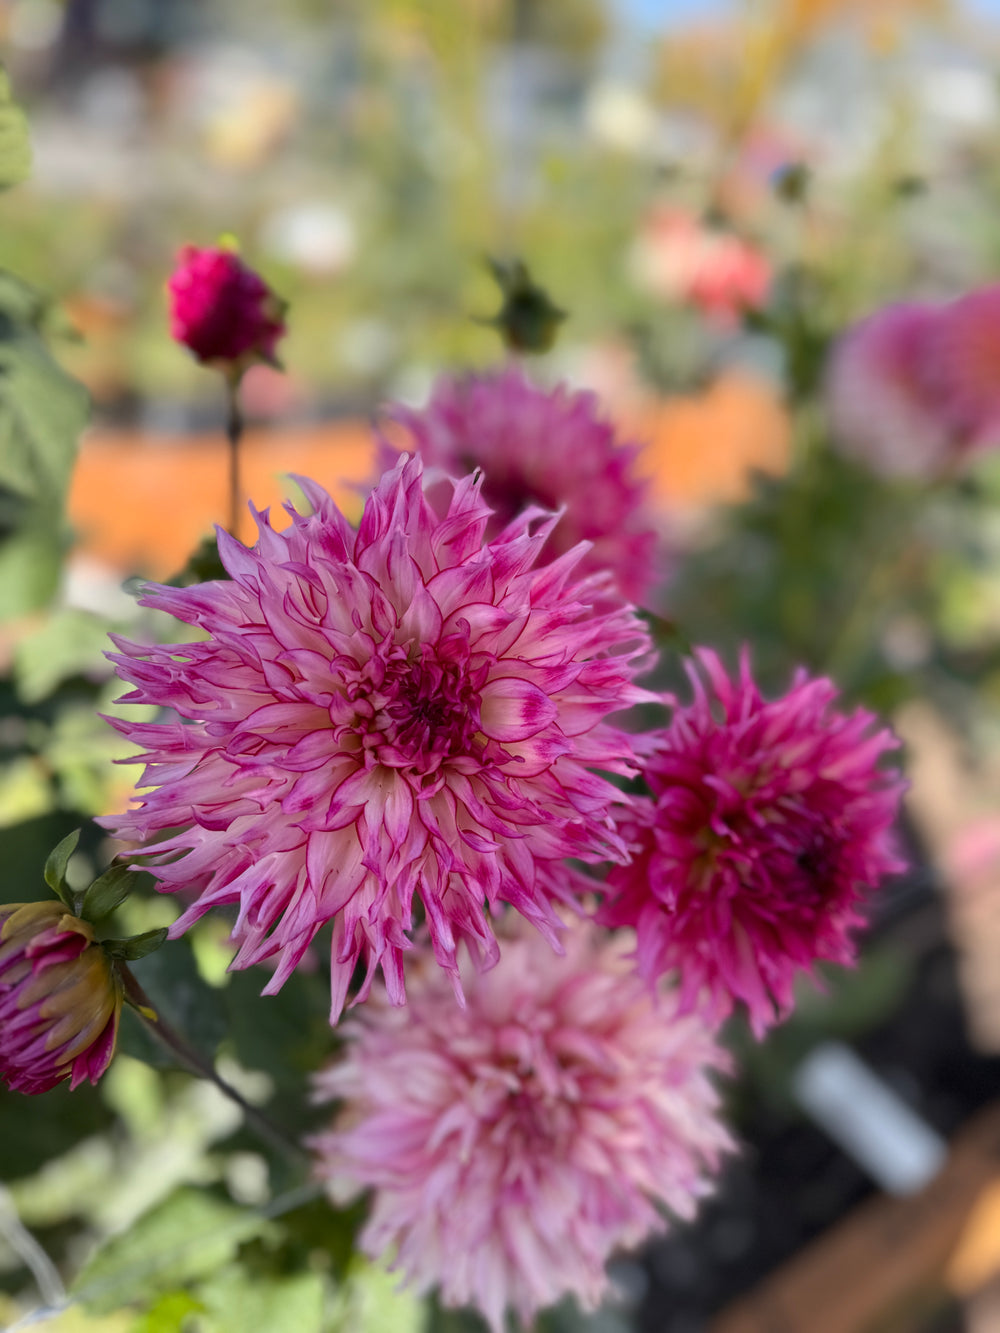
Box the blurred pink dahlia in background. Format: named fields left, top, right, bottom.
left=0, top=902, right=123, bottom=1094
left=825, top=301, right=954, bottom=479
left=310, top=920, right=732, bottom=1333
left=167, top=243, right=286, bottom=372
left=926, top=282, right=1000, bottom=457
left=382, top=367, right=659, bottom=606
left=103, top=456, right=655, bottom=1019
left=629, top=206, right=770, bottom=326
left=599, top=648, right=906, bottom=1037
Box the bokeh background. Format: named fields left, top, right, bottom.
left=6, top=1, right=1000, bottom=1330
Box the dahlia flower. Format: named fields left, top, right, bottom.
left=0, top=901, right=123, bottom=1094
left=629, top=206, right=770, bottom=325
left=104, top=455, right=654, bottom=1018
left=310, top=920, right=732, bottom=1333
left=825, top=301, right=954, bottom=479
left=384, top=367, right=658, bottom=605
left=167, top=244, right=286, bottom=371
left=926, top=283, right=1000, bottom=456
left=599, top=648, right=906, bottom=1037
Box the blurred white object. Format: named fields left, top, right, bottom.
left=585, top=82, right=656, bottom=153
left=793, top=1042, right=947, bottom=1195
left=261, top=202, right=356, bottom=276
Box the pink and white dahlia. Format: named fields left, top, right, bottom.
left=103, top=456, right=654, bottom=1018
left=825, top=301, right=954, bottom=479
left=0, top=902, right=123, bottom=1095
left=383, top=368, right=658, bottom=605
left=310, top=920, right=732, bottom=1333
left=599, top=648, right=906, bottom=1037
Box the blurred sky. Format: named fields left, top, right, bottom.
left=621, top=0, right=1000, bottom=26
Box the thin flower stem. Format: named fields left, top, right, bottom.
left=0, top=1186, right=66, bottom=1309
left=225, top=375, right=244, bottom=542
left=118, top=963, right=306, bottom=1167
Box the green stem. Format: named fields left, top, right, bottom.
left=225, top=376, right=244, bottom=542
left=118, top=964, right=306, bottom=1167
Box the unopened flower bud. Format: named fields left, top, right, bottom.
left=0, top=901, right=123, bottom=1095
left=167, top=243, right=286, bottom=373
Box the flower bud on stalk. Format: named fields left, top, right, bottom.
left=166, top=241, right=287, bottom=543
left=167, top=243, right=286, bottom=375
left=0, top=901, right=123, bottom=1095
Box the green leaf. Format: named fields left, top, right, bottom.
left=197, top=1267, right=326, bottom=1333
left=0, top=299, right=89, bottom=615
left=0, top=315, right=89, bottom=508
left=43, top=826, right=81, bottom=907
left=81, top=864, right=144, bottom=923
left=13, top=607, right=113, bottom=705
left=134, top=1291, right=206, bottom=1333
left=72, top=1187, right=273, bottom=1315
left=104, top=926, right=169, bottom=962
left=0, top=69, right=30, bottom=191
left=0, top=511, right=66, bottom=618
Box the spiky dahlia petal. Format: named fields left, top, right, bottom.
left=599, top=647, right=907, bottom=1037
left=309, top=920, right=733, bottom=1333
left=103, top=456, right=655, bottom=1018
left=382, top=367, right=659, bottom=605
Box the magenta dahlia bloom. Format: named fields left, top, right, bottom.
left=104, top=455, right=654, bottom=1018
left=167, top=244, right=286, bottom=370
left=599, top=648, right=906, bottom=1037
left=0, top=902, right=123, bottom=1095
left=310, top=920, right=732, bottom=1333
left=383, top=368, right=659, bottom=605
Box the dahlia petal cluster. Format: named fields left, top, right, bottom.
left=384, top=367, right=658, bottom=605
left=0, top=901, right=123, bottom=1094
left=827, top=287, right=1000, bottom=478
left=629, top=206, right=770, bottom=325
left=103, top=455, right=655, bottom=1018
left=599, top=648, right=906, bottom=1036
left=310, top=920, right=732, bottom=1333
left=167, top=244, right=286, bottom=370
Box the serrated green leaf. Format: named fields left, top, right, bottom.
left=81, top=864, right=143, bottom=923
left=105, top=926, right=169, bottom=962
left=72, top=1188, right=272, bottom=1315
left=0, top=69, right=30, bottom=191
left=43, top=826, right=81, bottom=907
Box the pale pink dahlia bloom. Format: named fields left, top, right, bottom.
left=0, top=902, right=123, bottom=1095
left=103, top=456, right=654, bottom=1018
left=310, top=921, right=732, bottom=1333
left=825, top=301, right=952, bottom=479
left=383, top=367, right=658, bottom=605
left=599, top=648, right=907, bottom=1037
